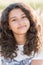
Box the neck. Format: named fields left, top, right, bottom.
left=14, top=33, right=26, bottom=45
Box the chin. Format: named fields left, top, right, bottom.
left=17, top=31, right=27, bottom=35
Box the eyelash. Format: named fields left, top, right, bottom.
left=12, top=16, right=27, bottom=22
left=22, top=16, right=27, bottom=18
left=12, top=19, right=16, bottom=21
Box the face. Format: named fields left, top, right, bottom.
left=8, top=8, right=30, bottom=35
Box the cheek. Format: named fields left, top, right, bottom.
left=25, top=19, right=30, bottom=28
left=9, top=22, right=18, bottom=31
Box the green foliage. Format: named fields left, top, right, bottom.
left=0, top=2, right=43, bottom=10
left=0, top=5, right=5, bottom=10
left=29, top=2, right=43, bottom=9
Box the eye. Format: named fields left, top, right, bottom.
left=22, top=16, right=27, bottom=19
left=12, top=19, right=17, bottom=22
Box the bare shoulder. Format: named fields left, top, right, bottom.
left=31, top=60, right=43, bottom=65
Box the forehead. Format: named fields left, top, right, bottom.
left=9, top=8, right=25, bottom=18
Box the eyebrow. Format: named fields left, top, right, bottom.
left=10, top=17, right=16, bottom=20
left=9, top=13, right=26, bottom=20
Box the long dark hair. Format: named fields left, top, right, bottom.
left=0, top=3, right=40, bottom=59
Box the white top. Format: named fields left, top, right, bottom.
left=13, top=44, right=43, bottom=61
left=0, top=44, right=43, bottom=64
left=14, top=45, right=30, bottom=61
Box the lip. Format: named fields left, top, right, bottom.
left=18, top=25, right=26, bottom=29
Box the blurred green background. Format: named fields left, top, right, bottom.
left=0, top=0, right=43, bottom=10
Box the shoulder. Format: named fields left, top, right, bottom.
left=0, top=56, right=11, bottom=65
left=0, top=56, right=4, bottom=65
left=32, top=51, right=43, bottom=60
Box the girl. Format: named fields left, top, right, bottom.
left=0, top=3, right=41, bottom=65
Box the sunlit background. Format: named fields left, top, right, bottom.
left=0, top=0, right=43, bottom=59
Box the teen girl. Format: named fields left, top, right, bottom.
left=0, top=3, right=41, bottom=65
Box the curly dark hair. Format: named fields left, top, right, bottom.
left=0, top=3, right=40, bottom=59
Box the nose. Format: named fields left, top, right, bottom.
left=18, top=19, right=23, bottom=25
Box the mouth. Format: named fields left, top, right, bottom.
left=18, top=25, right=26, bottom=29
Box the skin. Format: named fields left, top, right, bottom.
left=8, top=8, right=30, bottom=45
left=8, top=7, right=42, bottom=65
left=0, top=4, right=42, bottom=65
